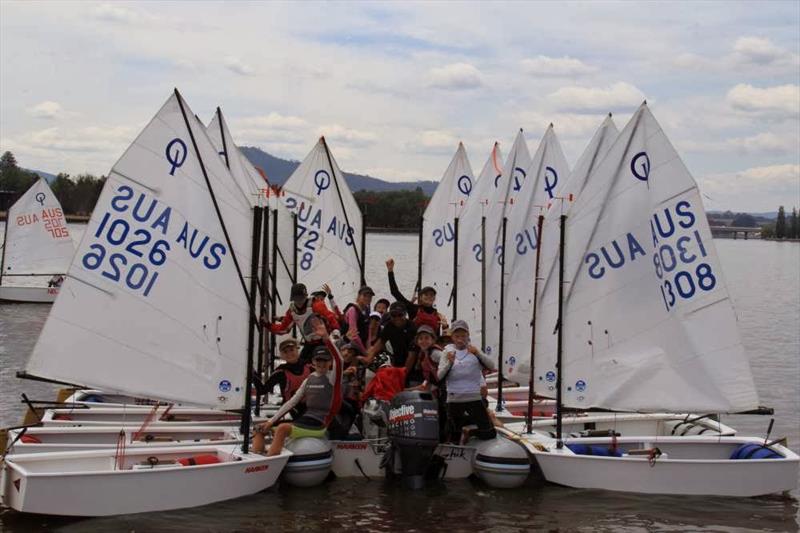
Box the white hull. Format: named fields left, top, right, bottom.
left=330, top=439, right=475, bottom=479
left=513, top=431, right=799, bottom=497
left=6, top=426, right=241, bottom=455
left=0, top=285, right=58, bottom=303
left=39, top=406, right=269, bottom=427
left=1, top=445, right=291, bottom=516
left=503, top=412, right=736, bottom=438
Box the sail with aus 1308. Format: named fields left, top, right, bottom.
left=281, top=138, right=363, bottom=305
left=26, top=90, right=254, bottom=409
left=456, top=142, right=503, bottom=346
left=533, top=103, right=758, bottom=413
left=2, top=178, right=75, bottom=277
left=420, top=142, right=475, bottom=320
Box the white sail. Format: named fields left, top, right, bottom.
left=420, top=142, right=475, bottom=320
left=456, top=142, right=503, bottom=345
left=281, top=138, right=364, bottom=306
left=483, top=130, right=531, bottom=358
left=26, top=91, right=254, bottom=409
left=207, top=108, right=296, bottom=309
left=2, top=178, right=75, bottom=278
left=500, top=125, right=570, bottom=380
left=534, top=104, right=759, bottom=413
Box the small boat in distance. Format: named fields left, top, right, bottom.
left=0, top=177, right=74, bottom=303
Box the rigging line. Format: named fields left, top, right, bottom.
left=217, top=107, right=230, bottom=169
left=174, top=89, right=254, bottom=315
left=320, top=136, right=365, bottom=284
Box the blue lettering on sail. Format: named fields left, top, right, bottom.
left=584, top=232, right=646, bottom=280
left=165, top=138, right=187, bottom=176
left=512, top=167, right=526, bottom=192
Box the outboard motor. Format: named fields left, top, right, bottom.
left=387, top=391, right=439, bottom=489
left=283, top=437, right=333, bottom=487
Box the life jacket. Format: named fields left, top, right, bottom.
left=413, top=306, right=440, bottom=332
left=290, top=302, right=317, bottom=341
left=361, top=366, right=407, bottom=402
left=343, top=303, right=370, bottom=344
left=281, top=364, right=312, bottom=401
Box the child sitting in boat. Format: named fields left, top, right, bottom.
left=253, top=317, right=342, bottom=456
left=437, top=319, right=497, bottom=443
left=252, top=338, right=310, bottom=418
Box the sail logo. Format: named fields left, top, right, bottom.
left=631, top=152, right=650, bottom=181
left=545, top=371, right=556, bottom=382
left=218, top=379, right=232, bottom=392
left=512, top=167, right=527, bottom=192
left=35, top=192, right=46, bottom=206
left=314, top=170, right=331, bottom=195
left=575, top=380, right=586, bottom=392
left=166, top=138, right=188, bottom=176
left=457, top=175, right=472, bottom=196
left=544, top=167, right=558, bottom=199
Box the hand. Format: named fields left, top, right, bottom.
left=447, top=351, right=455, bottom=363
left=322, top=283, right=332, bottom=297
left=467, top=344, right=479, bottom=355
left=438, top=312, right=449, bottom=329
left=312, top=319, right=329, bottom=340
left=260, top=421, right=273, bottom=433
left=344, top=366, right=357, bottom=376
left=385, top=258, right=394, bottom=272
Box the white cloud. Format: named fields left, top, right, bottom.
left=224, top=56, right=255, bottom=76
left=93, top=3, right=158, bottom=25
left=700, top=164, right=800, bottom=211
left=728, top=132, right=798, bottom=156
left=237, top=113, right=308, bottom=131
left=409, top=130, right=460, bottom=153
left=520, top=55, right=597, bottom=77
left=733, top=36, right=789, bottom=65
left=27, top=101, right=63, bottom=119
left=315, top=124, right=377, bottom=147
left=548, top=82, right=646, bottom=113
left=727, top=84, right=800, bottom=116
left=428, top=63, right=483, bottom=90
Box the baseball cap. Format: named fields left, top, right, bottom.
left=311, top=345, right=332, bottom=361
left=279, top=338, right=298, bottom=352
left=415, top=325, right=436, bottom=338
left=450, top=319, right=469, bottom=333
left=419, top=286, right=437, bottom=296
left=388, top=301, right=406, bottom=316
left=291, top=283, right=308, bottom=299
left=358, top=286, right=375, bottom=296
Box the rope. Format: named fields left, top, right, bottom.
left=114, top=429, right=127, bottom=471
left=133, top=403, right=160, bottom=441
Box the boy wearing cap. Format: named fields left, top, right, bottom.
left=254, top=317, right=343, bottom=456
left=253, top=338, right=311, bottom=418
left=437, top=319, right=497, bottom=442
left=385, top=258, right=448, bottom=334
left=362, top=301, right=417, bottom=368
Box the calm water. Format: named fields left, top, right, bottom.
left=1, top=228, right=799, bottom=532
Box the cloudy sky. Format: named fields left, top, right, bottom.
left=1, top=1, right=798, bottom=212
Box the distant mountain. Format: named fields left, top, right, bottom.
left=239, top=146, right=438, bottom=195
left=26, top=169, right=58, bottom=184
left=709, top=210, right=777, bottom=221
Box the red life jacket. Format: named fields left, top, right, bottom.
left=282, top=365, right=312, bottom=401
left=413, top=306, right=440, bottom=332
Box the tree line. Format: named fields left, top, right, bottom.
left=762, top=206, right=800, bottom=239
left=0, top=151, right=106, bottom=215
left=354, top=188, right=429, bottom=230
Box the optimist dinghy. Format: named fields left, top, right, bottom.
left=0, top=177, right=75, bottom=303
left=3, top=90, right=290, bottom=515
left=509, top=106, right=799, bottom=497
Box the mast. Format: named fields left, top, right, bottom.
left=480, top=215, right=486, bottom=352
left=452, top=217, right=459, bottom=322
left=496, top=216, right=507, bottom=412
left=320, top=136, right=365, bottom=285
left=526, top=213, right=545, bottom=433
left=292, top=212, right=298, bottom=338
left=555, top=213, right=566, bottom=448
left=241, top=206, right=263, bottom=453
left=270, top=208, right=279, bottom=373
left=416, top=215, right=423, bottom=293
left=255, top=206, right=270, bottom=416
left=0, top=219, right=8, bottom=287
left=360, top=209, right=367, bottom=287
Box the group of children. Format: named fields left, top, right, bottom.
left=252, top=258, right=499, bottom=455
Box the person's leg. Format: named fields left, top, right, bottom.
left=464, top=400, right=496, bottom=440
left=446, top=402, right=467, bottom=443
left=267, top=423, right=293, bottom=456
left=253, top=424, right=268, bottom=454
